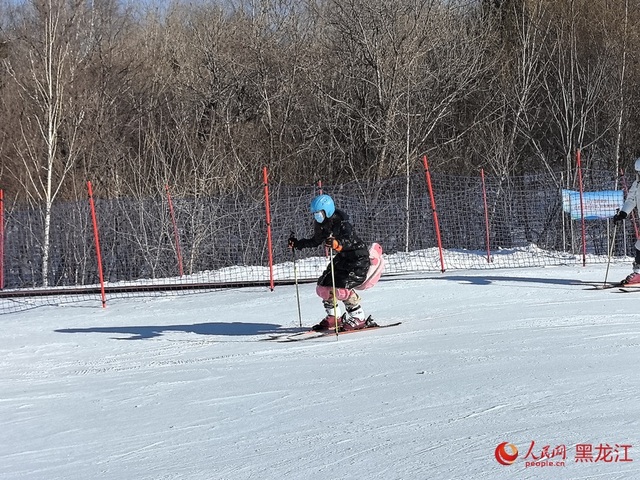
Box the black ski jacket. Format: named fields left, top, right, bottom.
left=295, top=209, right=371, bottom=289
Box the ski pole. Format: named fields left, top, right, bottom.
left=604, top=221, right=617, bottom=286
left=329, top=236, right=339, bottom=338
left=291, top=236, right=302, bottom=328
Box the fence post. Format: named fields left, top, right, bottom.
left=87, top=181, right=106, bottom=308
left=480, top=169, right=492, bottom=263
left=576, top=149, right=587, bottom=266
left=165, top=185, right=184, bottom=277
left=0, top=189, right=4, bottom=290
left=421, top=155, right=445, bottom=273
left=263, top=167, right=275, bottom=291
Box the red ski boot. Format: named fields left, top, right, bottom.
left=312, top=315, right=342, bottom=332
left=340, top=306, right=368, bottom=331
left=621, top=272, right=640, bottom=285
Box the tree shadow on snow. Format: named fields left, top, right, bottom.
left=55, top=322, right=307, bottom=340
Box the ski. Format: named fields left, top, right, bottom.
left=261, top=329, right=317, bottom=341
left=262, top=316, right=380, bottom=341
left=586, top=283, right=622, bottom=290
left=619, top=287, right=640, bottom=293
left=265, top=322, right=402, bottom=343
left=588, top=284, right=640, bottom=292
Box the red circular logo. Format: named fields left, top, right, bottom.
left=495, top=442, right=519, bottom=465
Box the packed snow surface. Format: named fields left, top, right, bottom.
left=1, top=264, right=639, bottom=479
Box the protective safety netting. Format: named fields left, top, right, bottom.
left=0, top=168, right=635, bottom=314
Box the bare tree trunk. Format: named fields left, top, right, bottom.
left=613, top=0, right=629, bottom=187
left=3, top=0, right=90, bottom=286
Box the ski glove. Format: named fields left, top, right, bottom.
left=288, top=236, right=298, bottom=250
left=325, top=237, right=343, bottom=252
left=613, top=211, right=628, bottom=223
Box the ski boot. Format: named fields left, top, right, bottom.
left=312, top=301, right=343, bottom=331
left=340, top=305, right=368, bottom=331
left=621, top=263, right=640, bottom=285
left=312, top=315, right=341, bottom=332
left=621, top=272, right=640, bottom=286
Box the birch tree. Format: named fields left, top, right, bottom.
left=2, top=0, right=95, bottom=285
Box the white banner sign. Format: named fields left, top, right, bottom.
left=561, top=189, right=623, bottom=220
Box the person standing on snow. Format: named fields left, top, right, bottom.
left=288, top=194, right=375, bottom=331
left=613, top=157, right=640, bottom=285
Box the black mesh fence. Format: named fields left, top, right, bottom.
left=0, top=168, right=635, bottom=313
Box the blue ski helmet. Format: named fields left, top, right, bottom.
left=310, top=194, right=335, bottom=223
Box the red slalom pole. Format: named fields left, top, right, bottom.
left=576, top=149, right=587, bottom=266
left=87, top=181, right=106, bottom=308
left=480, top=169, right=492, bottom=263
left=422, top=155, right=445, bottom=272
left=263, top=167, right=275, bottom=291
left=165, top=185, right=184, bottom=277
left=0, top=189, right=4, bottom=290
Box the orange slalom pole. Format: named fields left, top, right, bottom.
left=263, top=167, right=275, bottom=291
left=166, top=185, right=184, bottom=277
left=480, top=169, right=492, bottom=263
left=576, top=149, right=587, bottom=266
left=0, top=189, right=4, bottom=289
left=87, top=181, right=106, bottom=308
left=422, top=155, right=445, bottom=272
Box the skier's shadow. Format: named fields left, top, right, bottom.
left=55, top=322, right=307, bottom=340
left=433, top=275, right=593, bottom=287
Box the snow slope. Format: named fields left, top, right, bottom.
left=1, top=264, right=639, bottom=479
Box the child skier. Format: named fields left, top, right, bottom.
left=613, top=157, right=640, bottom=285
left=288, top=194, right=375, bottom=331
